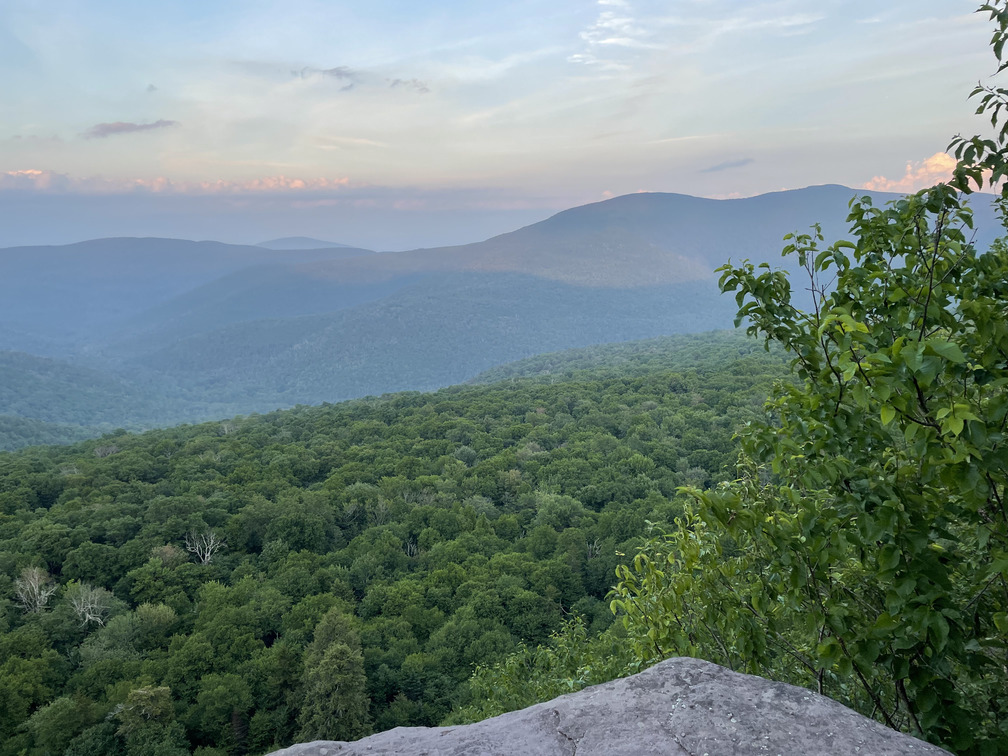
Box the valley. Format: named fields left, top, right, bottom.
left=2, top=185, right=998, bottom=450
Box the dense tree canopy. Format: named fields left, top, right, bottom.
left=0, top=333, right=783, bottom=755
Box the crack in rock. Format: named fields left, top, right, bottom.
left=552, top=709, right=579, bottom=756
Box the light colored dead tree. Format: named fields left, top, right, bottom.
left=184, top=529, right=226, bottom=564
left=366, top=499, right=390, bottom=527
left=67, top=582, right=112, bottom=626
left=14, top=566, right=58, bottom=613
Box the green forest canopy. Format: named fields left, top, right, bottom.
left=0, top=333, right=785, bottom=756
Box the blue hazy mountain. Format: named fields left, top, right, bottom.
left=0, top=237, right=375, bottom=352
left=256, top=236, right=358, bottom=250
left=0, top=186, right=1000, bottom=446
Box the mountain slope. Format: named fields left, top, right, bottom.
left=1, top=186, right=1000, bottom=440
left=107, top=266, right=425, bottom=346
left=256, top=236, right=356, bottom=249
left=0, top=350, right=155, bottom=427
left=243, top=185, right=998, bottom=288
left=94, top=184, right=996, bottom=359
left=125, top=274, right=734, bottom=408
left=0, top=237, right=374, bottom=347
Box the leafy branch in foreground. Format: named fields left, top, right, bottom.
left=612, top=5, right=1008, bottom=752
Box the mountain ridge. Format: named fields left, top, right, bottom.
left=256, top=236, right=357, bottom=250
left=1, top=185, right=1001, bottom=447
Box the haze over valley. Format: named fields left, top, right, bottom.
left=3, top=184, right=998, bottom=449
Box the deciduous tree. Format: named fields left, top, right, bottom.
left=612, top=8, right=1008, bottom=750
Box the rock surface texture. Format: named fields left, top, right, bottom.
left=268, top=657, right=950, bottom=756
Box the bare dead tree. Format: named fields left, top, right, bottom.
left=14, top=566, right=58, bottom=613
left=184, top=529, right=226, bottom=564
left=93, top=444, right=120, bottom=458
left=367, top=499, right=390, bottom=527
left=68, top=582, right=112, bottom=626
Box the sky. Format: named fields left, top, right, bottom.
left=0, top=0, right=999, bottom=249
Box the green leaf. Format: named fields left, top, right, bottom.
left=943, top=415, right=965, bottom=437
left=995, top=613, right=1008, bottom=634
left=880, top=404, right=896, bottom=425
left=872, top=613, right=900, bottom=634
left=878, top=545, right=900, bottom=573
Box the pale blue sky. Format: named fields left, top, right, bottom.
left=0, top=0, right=998, bottom=247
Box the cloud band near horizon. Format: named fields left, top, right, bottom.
left=0, top=169, right=350, bottom=194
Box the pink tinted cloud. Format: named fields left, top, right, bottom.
left=0, top=169, right=73, bottom=191
left=184, top=176, right=351, bottom=193
left=862, top=152, right=957, bottom=193
left=0, top=170, right=350, bottom=194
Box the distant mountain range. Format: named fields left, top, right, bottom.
left=0, top=185, right=1000, bottom=448
left=256, top=236, right=358, bottom=250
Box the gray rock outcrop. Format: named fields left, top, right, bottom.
left=269, top=656, right=949, bottom=755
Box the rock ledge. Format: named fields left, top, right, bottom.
left=269, top=656, right=949, bottom=755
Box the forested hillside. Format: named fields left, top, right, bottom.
left=0, top=337, right=786, bottom=755
left=0, top=417, right=98, bottom=453
left=0, top=351, right=157, bottom=430
left=5, top=187, right=998, bottom=451
left=468, top=329, right=773, bottom=384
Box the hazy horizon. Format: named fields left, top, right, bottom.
left=1, top=0, right=995, bottom=249
left=0, top=181, right=899, bottom=249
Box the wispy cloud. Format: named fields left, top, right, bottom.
left=660, top=8, right=823, bottom=57
left=570, top=2, right=822, bottom=71
left=862, top=152, right=956, bottom=192
left=293, top=66, right=358, bottom=90
left=569, top=0, right=657, bottom=71
left=82, top=120, right=178, bottom=139
left=389, top=78, right=430, bottom=94
left=701, top=157, right=754, bottom=173
left=291, top=66, right=429, bottom=94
